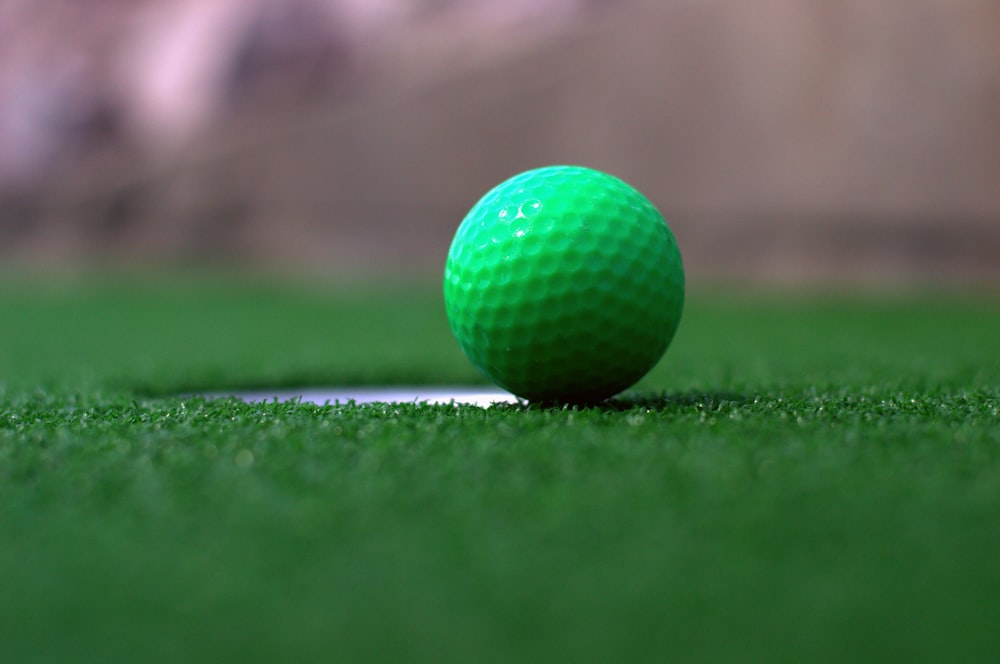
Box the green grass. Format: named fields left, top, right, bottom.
left=1, top=277, right=999, bottom=662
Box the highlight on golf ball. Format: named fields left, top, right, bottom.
left=443, top=165, right=685, bottom=404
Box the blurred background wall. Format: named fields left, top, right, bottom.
left=1, top=0, right=998, bottom=284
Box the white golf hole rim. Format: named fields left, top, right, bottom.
left=221, top=387, right=520, bottom=408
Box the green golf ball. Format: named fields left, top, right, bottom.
left=443, top=165, right=684, bottom=404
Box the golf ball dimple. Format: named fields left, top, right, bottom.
left=443, top=165, right=685, bottom=404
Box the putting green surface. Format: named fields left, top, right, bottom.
left=2, top=277, right=999, bottom=662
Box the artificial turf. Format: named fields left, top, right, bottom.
left=1, top=277, right=999, bottom=662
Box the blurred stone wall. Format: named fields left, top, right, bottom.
left=1, top=0, right=998, bottom=284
